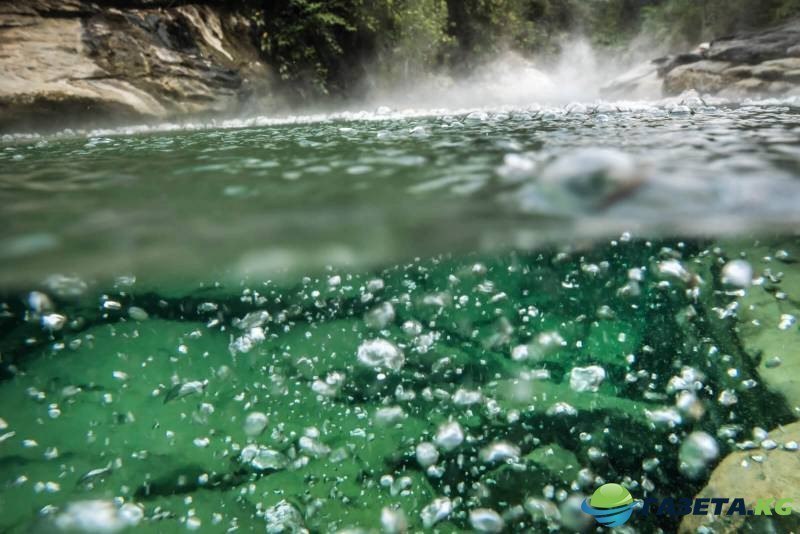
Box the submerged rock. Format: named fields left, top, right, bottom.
left=679, top=421, right=800, bottom=533
left=732, top=241, right=800, bottom=414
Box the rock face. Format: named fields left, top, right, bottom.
left=0, top=1, right=279, bottom=132
left=679, top=421, right=800, bottom=533
left=603, top=19, right=800, bottom=99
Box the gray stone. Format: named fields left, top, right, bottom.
left=707, top=20, right=800, bottom=65
left=723, top=65, right=756, bottom=79
left=663, top=61, right=732, bottom=94
left=717, top=78, right=770, bottom=98
left=761, top=57, right=800, bottom=70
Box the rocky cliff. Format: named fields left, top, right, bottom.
left=603, top=19, right=800, bottom=100
left=0, top=1, right=279, bottom=133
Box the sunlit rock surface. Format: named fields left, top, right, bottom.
left=0, top=1, right=278, bottom=133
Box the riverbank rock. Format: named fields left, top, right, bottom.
left=603, top=19, right=800, bottom=99
left=679, top=421, right=800, bottom=533
left=0, top=1, right=279, bottom=133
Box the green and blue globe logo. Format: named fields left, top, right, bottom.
left=581, top=483, right=635, bottom=527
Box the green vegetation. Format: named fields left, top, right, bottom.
left=245, top=0, right=799, bottom=101
left=641, top=0, right=800, bottom=49
left=249, top=0, right=452, bottom=100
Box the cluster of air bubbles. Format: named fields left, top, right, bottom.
left=53, top=500, right=143, bottom=533
left=569, top=366, right=606, bottom=393
left=356, top=339, right=404, bottom=372
left=229, top=310, right=270, bottom=354
left=679, top=431, right=720, bottom=479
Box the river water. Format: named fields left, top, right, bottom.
left=0, top=95, right=799, bottom=532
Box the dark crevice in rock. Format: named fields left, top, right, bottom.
left=134, top=464, right=253, bottom=499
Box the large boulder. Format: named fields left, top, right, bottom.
left=0, top=1, right=279, bottom=132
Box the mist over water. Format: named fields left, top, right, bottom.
left=3, top=37, right=666, bottom=141
left=361, top=40, right=641, bottom=109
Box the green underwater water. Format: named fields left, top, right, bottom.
left=1, top=240, right=798, bottom=532
left=1, top=101, right=800, bottom=532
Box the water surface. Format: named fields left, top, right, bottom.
left=1, top=97, right=799, bottom=533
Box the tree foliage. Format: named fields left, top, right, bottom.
left=639, top=0, right=799, bottom=48
left=250, top=0, right=451, bottom=100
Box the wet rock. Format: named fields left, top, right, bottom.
left=663, top=23, right=800, bottom=96
left=663, top=61, right=733, bottom=94
left=679, top=421, right=800, bottom=533
left=0, top=1, right=278, bottom=132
